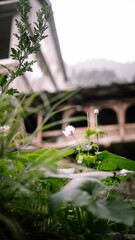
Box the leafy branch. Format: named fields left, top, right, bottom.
left=0, top=0, right=52, bottom=95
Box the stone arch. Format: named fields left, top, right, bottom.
left=69, top=111, right=87, bottom=128
left=125, top=104, right=135, bottom=123
left=98, top=108, right=118, bottom=125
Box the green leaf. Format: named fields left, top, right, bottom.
left=97, top=150, right=135, bottom=171
left=6, top=88, right=19, bottom=95
left=11, top=147, right=75, bottom=169
left=99, top=161, right=117, bottom=171
left=16, top=161, right=24, bottom=171
left=82, top=154, right=97, bottom=167
left=10, top=48, right=20, bottom=60
left=85, top=128, right=96, bottom=139
left=0, top=74, right=8, bottom=87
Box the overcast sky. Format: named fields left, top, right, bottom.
left=50, top=0, right=135, bottom=65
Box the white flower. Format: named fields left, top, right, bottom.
left=63, top=125, right=75, bottom=137
left=94, top=109, right=99, bottom=114
left=86, top=144, right=92, bottom=150
left=77, top=155, right=83, bottom=164
left=0, top=125, right=10, bottom=134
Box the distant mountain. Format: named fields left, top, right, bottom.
left=67, top=59, right=135, bottom=87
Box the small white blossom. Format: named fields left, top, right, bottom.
left=77, top=155, right=83, bottom=164
left=0, top=125, right=10, bottom=134
left=63, top=125, right=75, bottom=137
left=86, top=144, right=92, bottom=150
left=96, top=128, right=100, bottom=134
left=94, top=109, right=99, bottom=114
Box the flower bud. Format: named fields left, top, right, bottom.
left=94, top=109, right=99, bottom=114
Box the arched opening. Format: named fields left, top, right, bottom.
left=43, top=111, right=63, bottom=131
left=24, top=111, right=64, bottom=144
left=98, top=108, right=118, bottom=125
left=69, top=111, right=87, bottom=128
left=125, top=104, right=135, bottom=123
left=24, top=113, right=37, bottom=134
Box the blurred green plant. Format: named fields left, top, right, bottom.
left=0, top=0, right=55, bottom=239
left=48, top=109, right=135, bottom=239
left=62, top=110, right=135, bottom=171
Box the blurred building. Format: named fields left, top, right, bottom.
left=24, top=82, right=135, bottom=160
left=0, top=0, right=68, bottom=93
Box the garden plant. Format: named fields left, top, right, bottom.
left=0, top=0, right=135, bottom=239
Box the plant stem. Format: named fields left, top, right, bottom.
left=87, top=112, right=91, bottom=156
left=72, top=134, right=81, bottom=154
left=76, top=207, right=84, bottom=233
left=95, top=112, right=99, bottom=152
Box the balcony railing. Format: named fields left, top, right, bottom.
left=33, top=123, right=135, bottom=148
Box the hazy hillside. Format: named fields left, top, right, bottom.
left=67, top=59, right=135, bottom=87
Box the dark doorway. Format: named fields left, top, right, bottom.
left=98, top=108, right=118, bottom=125
left=69, top=111, right=87, bottom=128
left=125, top=105, right=135, bottom=123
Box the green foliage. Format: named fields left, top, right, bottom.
left=49, top=177, right=134, bottom=226
left=98, top=150, right=135, bottom=171
left=0, top=74, right=8, bottom=87
left=0, top=1, right=55, bottom=238
left=84, top=128, right=96, bottom=138
left=84, top=128, right=106, bottom=140
left=73, top=145, right=135, bottom=170
left=49, top=115, right=135, bottom=238
left=6, top=88, right=19, bottom=95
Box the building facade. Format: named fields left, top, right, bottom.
left=26, top=83, right=135, bottom=160
left=0, top=0, right=68, bottom=93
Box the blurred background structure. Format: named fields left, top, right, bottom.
left=0, top=0, right=135, bottom=160
left=0, top=0, right=68, bottom=93
left=26, top=83, right=135, bottom=160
